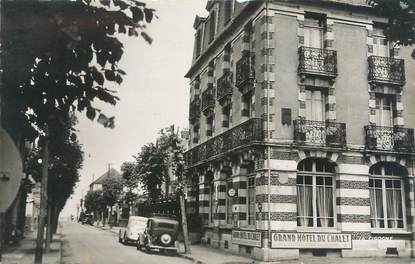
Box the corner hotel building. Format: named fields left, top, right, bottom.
left=184, top=0, right=415, bottom=261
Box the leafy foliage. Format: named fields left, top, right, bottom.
left=368, top=0, right=415, bottom=58
left=120, top=161, right=139, bottom=192
left=102, top=175, right=124, bottom=207
left=134, top=126, right=186, bottom=200
left=1, top=0, right=156, bottom=142
left=84, top=190, right=106, bottom=214
left=25, top=114, right=84, bottom=213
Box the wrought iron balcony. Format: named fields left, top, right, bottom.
left=298, top=47, right=337, bottom=78
left=368, top=56, right=405, bottom=86
left=189, top=97, right=201, bottom=124
left=364, top=125, right=414, bottom=152
left=294, top=120, right=346, bottom=147
left=216, top=71, right=233, bottom=106
left=235, top=52, right=255, bottom=95
left=185, top=118, right=263, bottom=166
left=201, top=87, right=215, bottom=116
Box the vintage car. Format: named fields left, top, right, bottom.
left=137, top=215, right=179, bottom=254
left=118, top=216, right=148, bottom=245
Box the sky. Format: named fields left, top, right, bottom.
left=61, top=0, right=207, bottom=217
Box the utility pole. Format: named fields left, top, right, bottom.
left=35, top=126, right=49, bottom=264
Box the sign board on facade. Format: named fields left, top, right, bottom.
left=227, top=188, right=237, bottom=197
left=232, top=230, right=262, bottom=247
left=271, top=233, right=352, bottom=249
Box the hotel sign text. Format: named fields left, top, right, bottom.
left=232, top=231, right=262, bottom=247
left=271, top=233, right=352, bottom=249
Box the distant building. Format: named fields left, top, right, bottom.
left=185, top=0, right=415, bottom=262
left=89, top=168, right=121, bottom=192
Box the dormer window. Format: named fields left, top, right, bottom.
left=195, top=28, right=202, bottom=58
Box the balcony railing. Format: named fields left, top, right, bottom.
left=201, top=87, right=215, bottom=115
left=368, top=56, right=405, bottom=86
left=189, top=98, right=201, bottom=124
left=235, top=53, right=255, bottom=95
left=216, top=72, right=233, bottom=106
left=185, top=118, right=263, bottom=166
left=364, top=125, right=414, bottom=152
left=294, top=120, right=346, bottom=147
left=298, top=47, right=337, bottom=78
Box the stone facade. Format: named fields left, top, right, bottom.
left=185, top=0, right=415, bottom=261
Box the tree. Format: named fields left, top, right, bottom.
left=121, top=161, right=139, bottom=192
left=368, top=0, right=415, bottom=58
left=135, top=143, right=164, bottom=200
left=102, top=176, right=124, bottom=208
left=84, top=190, right=105, bottom=217
left=1, top=1, right=155, bottom=262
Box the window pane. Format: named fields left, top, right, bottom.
left=325, top=177, right=333, bottom=186
left=375, top=179, right=382, bottom=188
left=316, top=185, right=334, bottom=227
left=393, top=180, right=401, bottom=189
left=304, top=160, right=313, bottom=171
left=316, top=176, right=324, bottom=186
left=385, top=180, right=392, bottom=189
left=305, top=176, right=312, bottom=185
left=297, top=185, right=313, bottom=227
left=297, top=176, right=304, bottom=185
left=369, top=179, right=373, bottom=188
left=316, top=159, right=324, bottom=172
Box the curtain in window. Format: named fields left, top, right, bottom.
left=370, top=188, right=384, bottom=227
left=386, top=188, right=402, bottom=228
left=316, top=185, right=333, bottom=227
left=297, top=185, right=312, bottom=226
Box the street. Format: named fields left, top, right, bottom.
left=60, top=221, right=192, bottom=264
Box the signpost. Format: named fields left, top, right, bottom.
left=0, top=128, right=24, bottom=261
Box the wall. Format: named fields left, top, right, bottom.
left=333, top=23, right=368, bottom=146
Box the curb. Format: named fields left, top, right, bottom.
left=178, top=254, right=205, bottom=264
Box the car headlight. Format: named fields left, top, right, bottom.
left=160, top=234, right=172, bottom=245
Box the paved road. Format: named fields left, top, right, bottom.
left=60, top=221, right=192, bottom=264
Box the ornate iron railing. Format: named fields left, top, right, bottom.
left=216, top=72, right=233, bottom=103
left=364, top=125, right=414, bottom=152
left=368, top=56, right=405, bottom=86
left=189, top=98, right=201, bottom=123
left=298, top=47, right=337, bottom=77
left=235, top=53, right=255, bottom=94
left=201, top=87, right=215, bottom=113
left=185, top=118, right=263, bottom=166
left=294, top=120, right=346, bottom=147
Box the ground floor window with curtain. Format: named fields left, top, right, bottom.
left=247, top=176, right=255, bottom=225
left=369, top=162, right=406, bottom=229
left=297, top=158, right=335, bottom=228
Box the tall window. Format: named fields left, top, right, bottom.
left=373, top=27, right=390, bottom=57
left=297, top=159, right=335, bottom=228
left=304, top=16, right=325, bottom=48
left=209, top=10, right=216, bottom=42
left=375, top=94, right=394, bottom=127
left=209, top=181, right=216, bottom=224
left=242, top=94, right=252, bottom=118
left=247, top=176, right=256, bottom=225
left=195, top=29, right=202, bottom=58
left=369, top=163, right=406, bottom=229
left=224, top=0, right=233, bottom=24
left=305, top=89, right=326, bottom=121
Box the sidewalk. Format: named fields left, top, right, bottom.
left=1, top=232, right=61, bottom=264
left=181, top=245, right=253, bottom=264
left=93, top=223, right=252, bottom=264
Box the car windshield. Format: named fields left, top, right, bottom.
left=129, top=218, right=147, bottom=228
